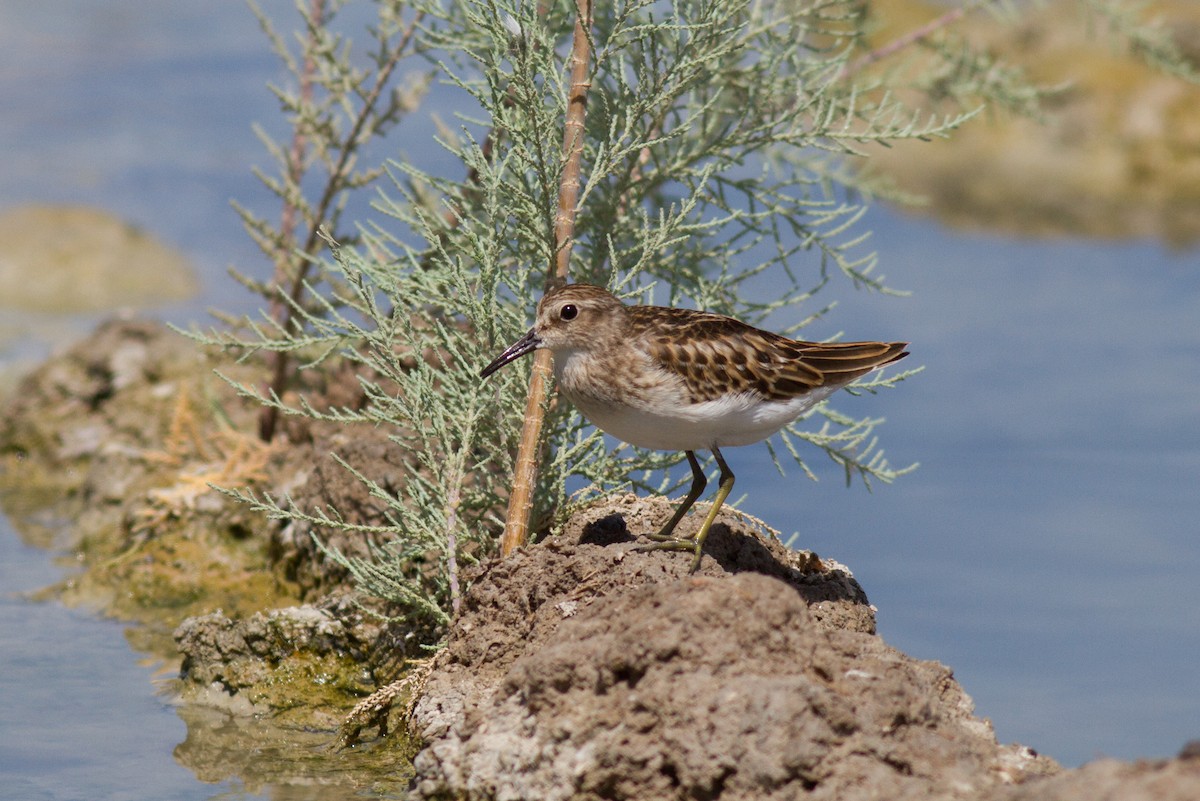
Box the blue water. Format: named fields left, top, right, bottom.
left=0, top=515, right=263, bottom=801
left=754, top=223, right=1200, bottom=764
left=1, top=1, right=1198, bottom=795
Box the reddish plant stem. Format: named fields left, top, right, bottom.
left=259, top=0, right=325, bottom=441
left=258, top=8, right=424, bottom=441
left=445, top=479, right=463, bottom=616
left=499, top=0, right=593, bottom=557
left=843, top=1, right=990, bottom=78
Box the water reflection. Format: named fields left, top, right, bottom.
left=0, top=515, right=252, bottom=801
left=174, top=705, right=410, bottom=799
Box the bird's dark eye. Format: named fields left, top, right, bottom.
left=560, top=304, right=578, bottom=321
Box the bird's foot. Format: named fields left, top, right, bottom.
left=640, top=528, right=695, bottom=544
left=633, top=537, right=704, bottom=573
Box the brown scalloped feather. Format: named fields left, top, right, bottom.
left=627, top=306, right=908, bottom=403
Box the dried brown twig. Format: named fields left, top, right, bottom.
left=256, top=4, right=425, bottom=441
left=499, top=0, right=595, bottom=557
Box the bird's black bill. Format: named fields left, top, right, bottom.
left=479, top=328, right=542, bottom=378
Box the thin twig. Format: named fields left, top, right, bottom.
left=445, top=479, right=462, bottom=616
left=842, top=0, right=992, bottom=79
left=499, top=0, right=594, bottom=557
left=259, top=0, right=325, bottom=440
left=420, top=4, right=553, bottom=272
left=258, top=8, right=425, bottom=441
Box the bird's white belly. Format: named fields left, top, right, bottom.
left=569, top=387, right=839, bottom=452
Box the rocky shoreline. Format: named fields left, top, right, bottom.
left=405, top=524, right=1051, bottom=800
left=2, top=317, right=1198, bottom=798
left=0, top=316, right=1190, bottom=796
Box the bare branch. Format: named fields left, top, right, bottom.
left=499, top=0, right=594, bottom=557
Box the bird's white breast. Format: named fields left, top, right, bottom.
left=553, top=343, right=839, bottom=451
left=579, top=388, right=837, bottom=451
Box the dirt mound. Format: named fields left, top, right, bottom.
left=408, top=495, right=1056, bottom=800
left=987, top=750, right=1200, bottom=801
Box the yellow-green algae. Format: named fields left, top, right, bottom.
left=0, top=319, right=417, bottom=797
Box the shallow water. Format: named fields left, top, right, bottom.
left=0, top=513, right=265, bottom=801
left=751, top=220, right=1200, bottom=765
left=1, top=0, right=1198, bottom=794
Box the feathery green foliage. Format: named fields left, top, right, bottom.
left=196, top=0, right=1198, bottom=631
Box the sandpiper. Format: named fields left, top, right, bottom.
left=480, top=283, right=908, bottom=572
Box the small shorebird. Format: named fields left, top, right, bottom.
left=480, top=283, right=908, bottom=572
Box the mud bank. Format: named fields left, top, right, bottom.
left=405, top=498, right=1200, bottom=800
left=863, top=0, right=1200, bottom=244
left=2, top=318, right=1199, bottom=799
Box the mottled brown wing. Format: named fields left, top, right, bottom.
left=629, top=306, right=908, bottom=403
left=790, top=340, right=909, bottom=384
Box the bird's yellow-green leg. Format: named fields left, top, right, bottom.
left=637, top=448, right=735, bottom=573
left=643, top=450, right=706, bottom=543
left=686, top=447, right=734, bottom=572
